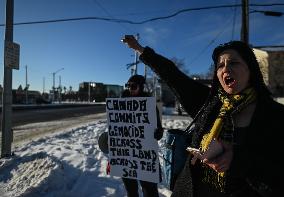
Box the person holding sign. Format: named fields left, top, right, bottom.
left=118, top=74, right=163, bottom=197
left=122, top=36, right=284, bottom=197
left=123, top=75, right=164, bottom=141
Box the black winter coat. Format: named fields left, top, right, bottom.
left=140, top=47, right=284, bottom=197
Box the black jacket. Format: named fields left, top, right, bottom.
left=140, top=47, right=284, bottom=197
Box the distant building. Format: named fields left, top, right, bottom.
left=79, top=82, right=106, bottom=102
left=105, top=84, right=123, bottom=98
left=0, top=84, right=51, bottom=104
left=13, top=89, right=42, bottom=104
left=78, top=82, right=123, bottom=101
left=254, top=47, right=284, bottom=97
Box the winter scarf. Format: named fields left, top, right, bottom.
left=199, top=87, right=257, bottom=192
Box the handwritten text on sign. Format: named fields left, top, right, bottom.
left=106, top=97, right=159, bottom=183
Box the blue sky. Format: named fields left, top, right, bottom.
left=0, top=0, right=284, bottom=92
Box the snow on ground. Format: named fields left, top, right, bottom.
left=0, top=115, right=191, bottom=197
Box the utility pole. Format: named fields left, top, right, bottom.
left=52, top=67, right=64, bottom=103
left=1, top=0, right=14, bottom=158
left=25, top=65, right=28, bottom=104
left=43, top=77, right=45, bottom=94
left=59, top=75, right=61, bottom=103
left=133, top=33, right=139, bottom=75
left=144, top=65, right=147, bottom=79
left=52, top=72, right=55, bottom=101
left=241, top=0, right=249, bottom=44
left=153, top=74, right=157, bottom=97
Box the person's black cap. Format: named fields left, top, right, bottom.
left=128, top=75, right=146, bottom=85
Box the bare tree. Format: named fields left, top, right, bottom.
left=171, top=57, right=189, bottom=74
left=190, top=64, right=214, bottom=80
left=205, top=63, right=215, bottom=79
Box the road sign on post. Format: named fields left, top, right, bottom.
left=4, top=41, right=20, bottom=70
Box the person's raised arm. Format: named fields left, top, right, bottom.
left=121, top=34, right=210, bottom=117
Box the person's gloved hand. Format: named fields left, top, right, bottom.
left=154, top=128, right=164, bottom=140
left=121, top=35, right=144, bottom=53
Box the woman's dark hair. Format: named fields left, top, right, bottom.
left=210, top=40, right=271, bottom=98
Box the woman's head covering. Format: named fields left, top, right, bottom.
left=210, top=41, right=270, bottom=97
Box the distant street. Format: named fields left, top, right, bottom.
left=0, top=104, right=107, bottom=145
left=0, top=104, right=106, bottom=128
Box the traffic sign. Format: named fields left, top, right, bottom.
left=4, top=41, right=20, bottom=70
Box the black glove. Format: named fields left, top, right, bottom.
left=154, top=128, right=164, bottom=140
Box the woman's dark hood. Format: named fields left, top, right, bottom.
left=209, top=41, right=271, bottom=98
left=190, top=41, right=272, bottom=147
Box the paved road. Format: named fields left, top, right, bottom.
left=0, top=104, right=106, bottom=128
left=0, top=104, right=107, bottom=146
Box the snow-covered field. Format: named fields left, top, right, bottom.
left=0, top=115, right=191, bottom=197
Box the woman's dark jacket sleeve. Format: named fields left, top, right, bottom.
left=140, top=47, right=210, bottom=117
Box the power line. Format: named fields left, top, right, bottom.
left=91, top=0, right=134, bottom=32
left=250, top=9, right=284, bottom=16
left=0, top=3, right=283, bottom=26
left=188, top=13, right=235, bottom=66
left=0, top=16, right=134, bottom=26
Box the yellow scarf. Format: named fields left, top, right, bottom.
left=199, top=87, right=257, bottom=191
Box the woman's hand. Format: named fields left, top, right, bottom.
left=121, top=35, right=145, bottom=54
left=203, top=142, right=233, bottom=173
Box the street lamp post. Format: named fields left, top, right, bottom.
left=133, top=33, right=139, bottom=75
left=25, top=65, right=28, bottom=104
left=59, top=75, right=62, bottom=103
left=52, top=67, right=64, bottom=103
left=88, top=82, right=96, bottom=103
left=43, top=77, right=45, bottom=94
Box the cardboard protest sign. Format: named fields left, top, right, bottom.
left=106, top=97, right=159, bottom=183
